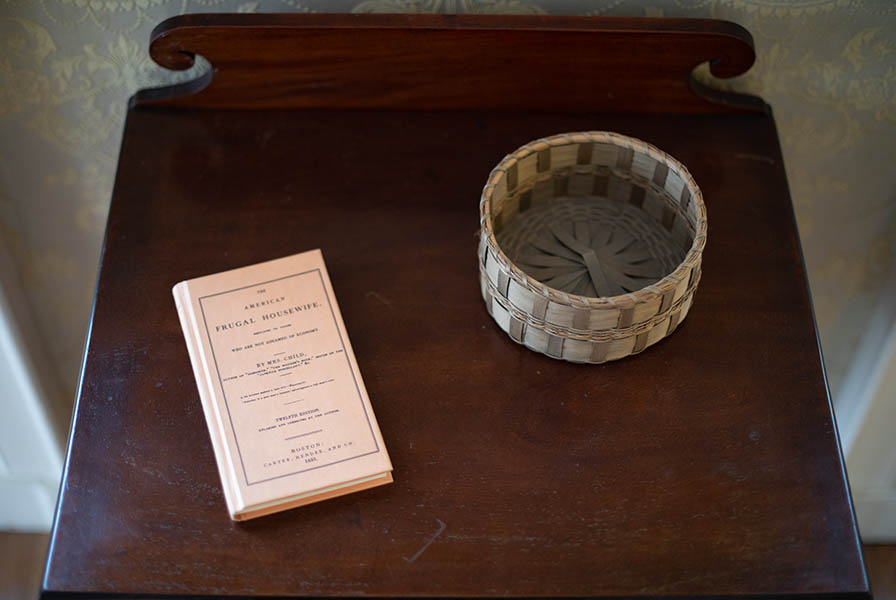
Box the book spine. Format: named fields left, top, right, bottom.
left=172, top=282, right=243, bottom=519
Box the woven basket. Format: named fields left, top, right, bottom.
left=478, top=131, right=706, bottom=363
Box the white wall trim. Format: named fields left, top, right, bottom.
left=840, top=262, right=896, bottom=542
left=836, top=265, right=896, bottom=456
left=0, top=237, right=66, bottom=531
left=854, top=489, right=896, bottom=543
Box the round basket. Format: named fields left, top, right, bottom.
left=478, top=131, right=706, bottom=364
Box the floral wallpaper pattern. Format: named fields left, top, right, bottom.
left=0, top=0, right=894, bottom=410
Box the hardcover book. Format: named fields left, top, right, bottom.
left=172, top=250, right=393, bottom=520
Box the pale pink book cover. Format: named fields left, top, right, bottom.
left=172, top=249, right=392, bottom=519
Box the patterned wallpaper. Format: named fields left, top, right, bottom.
left=0, top=0, right=894, bottom=410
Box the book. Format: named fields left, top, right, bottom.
left=172, top=249, right=393, bottom=520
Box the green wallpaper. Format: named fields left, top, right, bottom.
left=1, top=0, right=894, bottom=406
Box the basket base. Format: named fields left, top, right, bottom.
left=496, top=197, right=684, bottom=298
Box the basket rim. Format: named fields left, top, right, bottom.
left=479, top=130, right=707, bottom=310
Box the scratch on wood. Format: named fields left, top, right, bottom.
left=365, top=291, right=395, bottom=310
left=734, top=152, right=775, bottom=165
left=404, top=518, right=446, bottom=563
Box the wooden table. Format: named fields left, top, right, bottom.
left=41, top=14, right=870, bottom=599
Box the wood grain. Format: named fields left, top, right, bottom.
left=41, top=14, right=867, bottom=599
left=866, top=545, right=896, bottom=600
left=41, top=108, right=868, bottom=598
left=135, top=14, right=764, bottom=113
left=0, top=533, right=49, bottom=600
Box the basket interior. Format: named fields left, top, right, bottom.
left=491, top=142, right=698, bottom=298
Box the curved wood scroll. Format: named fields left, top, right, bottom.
left=136, top=14, right=764, bottom=113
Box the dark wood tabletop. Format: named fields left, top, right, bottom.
left=41, top=14, right=869, bottom=599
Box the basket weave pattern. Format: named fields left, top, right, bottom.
left=478, top=131, right=707, bottom=363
